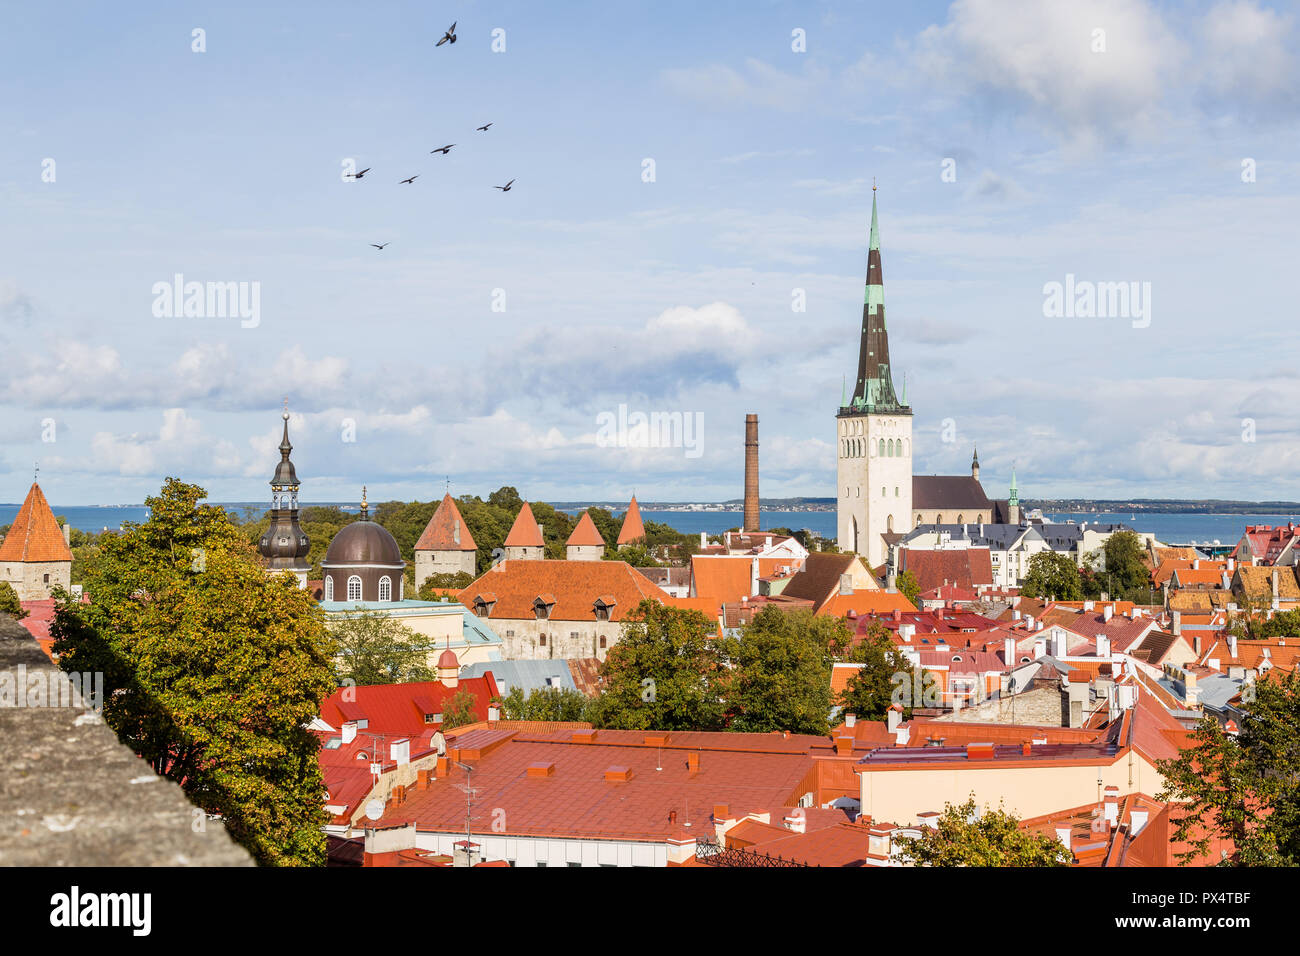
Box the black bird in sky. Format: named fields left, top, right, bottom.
left=371, top=242, right=390, bottom=250
left=430, top=144, right=455, bottom=155
left=437, top=22, right=457, bottom=46
left=350, top=167, right=371, bottom=180
left=494, top=179, right=515, bottom=192
left=476, top=123, right=492, bottom=131
left=399, top=175, right=419, bottom=184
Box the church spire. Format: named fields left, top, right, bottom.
left=259, top=404, right=310, bottom=578
left=849, top=186, right=906, bottom=413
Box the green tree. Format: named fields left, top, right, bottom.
left=441, top=688, right=480, bottom=729
left=1157, top=669, right=1300, bottom=865
left=50, top=478, right=336, bottom=867
left=893, top=796, right=1073, bottom=866
left=1021, top=551, right=1083, bottom=601
left=499, top=685, right=590, bottom=722
left=837, top=622, right=924, bottom=721
left=0, top=581, right=26, bottom=619
left=330, top=610, right=435, bottom=686
left=896, top=569, right=921, bottom=606
left=417, top=572, right=474, bottom=601
left=720, top=607, right=842, bottom=734
left=586, top=600, right=726, bottom=731
left=611, top=544, right=659, bottom=567
left=1099, top=530, right=1151, bottom=599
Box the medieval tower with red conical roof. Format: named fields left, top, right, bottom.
left=414, top=492, right=479, bottom=586
left=503, top=501, right=546, bottom=561
left=566, top=510, right=606, bottom=560
left=616, top=496, right=645, bottom=547
left=0, top=481, right=73, bottom=600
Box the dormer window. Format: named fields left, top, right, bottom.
left=593, top=595, right=617, bottom=622
left=534, top=594, right=556, bottom=621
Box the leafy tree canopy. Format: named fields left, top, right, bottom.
left=893, top=796, right=1073, bottom=866
left=0, top=581, right=26, bottom=619
left=1021, top=551, right=1083, bottom=602
left=1157, top=669, right=1300, bottom=865
left=51, top=478, right=336, bottom=867
left=586, top=600, right=726, bottom=731
left=499, top=685, right=591, bottom=722
left=720, top=606, right=840, bottom=735
left=329, top=610, right=434, bottom=686
left=837, top=622, right=923, bottom=722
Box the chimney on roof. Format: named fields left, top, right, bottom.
left=1272, top=569, right=1281, bottom=597
left=1228, top=632, right=1238, bottom=660
left=1103, top=786, right=1120, bottom=827
left=1034, top=636, right=1046, bottom=659
left=845, top=713, right=856, bottom=728
left=784, top=811, right=807, bottom=834
left=839, top=573, right=853, bottom=596
left=1003, top=636, right=1016, bottom=668
left=887, top=706, right=902, bottom=733
left=341, top=721, right=357, bottom=744
left=1171, top=610, right=1181, bottom=636
left=1102, top=605, right=1113, bottom=623
left=1083, top=600, right=1094, bottom=612
left=1228, top=557, right=1235, bottom=573
left=1055, top=826, right=1072, bottom=848
left=687, top=752, right=699, bottom=776
left=1193, top=558, right=1200, bottom=570
left=899, top=623, right=916, bottom=642
left=62, top=523, right=71, bottom=546
left=1097, top=633, right=1110, bottom=659
left=1129, top=809, right=1149, bottom=836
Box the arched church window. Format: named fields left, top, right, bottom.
left=957, top=514, right=964, bottom=524
left=324, top=576, right=334, bottom=601
left=888, top=439, right=894, bottom=457
left=887, top=515, right=894, bottom=532
left=378, top=576, right=392, bottom=601
left=878, top=439, right=885, bottom=457
left=347, top=575, right=362, bottom=602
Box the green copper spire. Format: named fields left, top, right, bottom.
left=1009, top=464, right=1019, bottom=507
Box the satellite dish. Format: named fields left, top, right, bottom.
left=364, top=799, right=384, bottom=821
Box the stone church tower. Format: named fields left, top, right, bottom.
left=257, top=405, right=311, bottom=586
left=836, top=187, right=912, bottom=571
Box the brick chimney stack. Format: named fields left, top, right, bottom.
left=743, top=413, right=760, bottom=532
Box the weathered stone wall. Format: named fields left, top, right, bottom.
left=0, top=614, right=252, bottom=865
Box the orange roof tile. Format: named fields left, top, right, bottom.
left=616, top=496, right=645, bottom=546
left=504, top=502, right=545, bottom=548
left=818, top=590, right=916, bottom=619
left=0, top=483, right=72, bottom=563
left=414, top=493, right=477, bottom=552
left=566, top=510, right=606, bottom=548
left=458, top=559, right=669, bottom=622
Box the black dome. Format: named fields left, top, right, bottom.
left=323, top=521, right=403, bottom=567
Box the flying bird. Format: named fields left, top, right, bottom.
left=350, top=167, right=371, bottom=180
left=476, top=123, right=492, bottom=131
left=494, top=179, right=515, bottom=192
left=437, top=21, right=457, bottom=46
left=371, top=242, right=390, bottom=250
left=430, top=144, right=455, bottom=155
left=399, top=175, right=419, bottom=184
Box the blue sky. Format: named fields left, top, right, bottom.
left=3, top=0, right=1299, bottom=506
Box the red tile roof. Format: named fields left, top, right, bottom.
left=459, top=559, right=669, bottom=622
left=897, top=548, right=993, bottom=592
left=414, top=494, right=477, bottom=552
left=0, top=483, right=72, bottom=563
left=503, top=502, right=545, bottom=548
left=566, top=510, right=606, bottom=548
left=319, top=676, right=500, bottom=738
left=617, top=496, right=645, bottom=546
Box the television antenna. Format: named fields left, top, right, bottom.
left=453, top=760, right=483, bottom=862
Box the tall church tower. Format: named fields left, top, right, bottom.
left=836, top=187, right=912, bottom=570
left=258, top=404, right=311, bottom=587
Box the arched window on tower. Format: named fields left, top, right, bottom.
left=888, top=439, right=894, bottom=457
left=878, top=438, right=885, bottom=457
left=378, top=576, right=392, bottom=601
left=324, top=576, right=334, bottom=601
left=346, top=575, right=362, bottom=602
